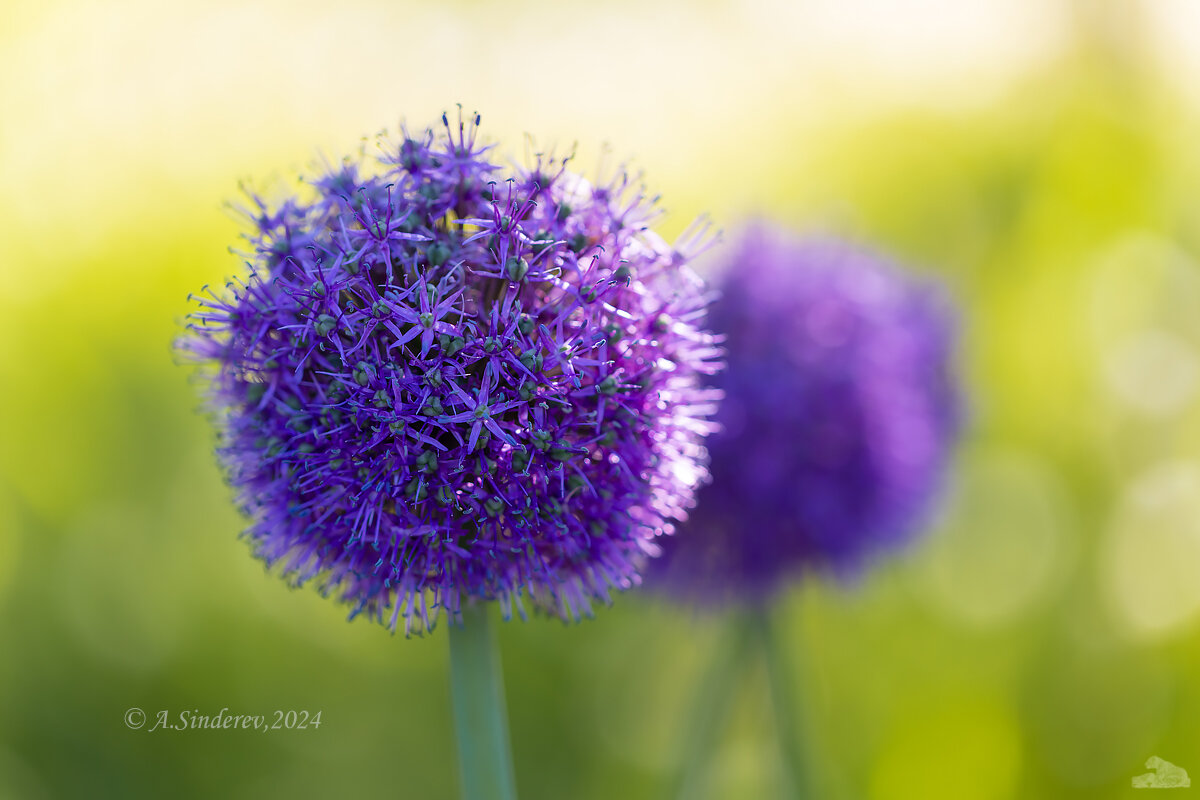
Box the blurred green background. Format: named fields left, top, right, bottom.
left=5, top=0, right=1200, bottom=797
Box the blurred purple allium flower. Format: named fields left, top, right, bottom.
left=182, top=111, right=721, bottom=634
left=650, top=224, right=961, bottom=606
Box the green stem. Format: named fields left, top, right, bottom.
left=671, top=618, right=753, bottom=800
left=448, top=604, right=517, bottom=800
left=755, top=609, right=810, bottom=799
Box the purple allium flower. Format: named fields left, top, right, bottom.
left=183, top=111, right=721, bottom=634
left=650, top=224, right=961, bottom=606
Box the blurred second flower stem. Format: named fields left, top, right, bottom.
left=674, top=609, right=813, bottom=799
left=756, top=609, right=810, bottom=799
left=449, top=604, right=517, bottom=800
left=673, top=620, right=754, bottom=799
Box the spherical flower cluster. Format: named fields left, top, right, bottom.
left=184, top=112, right=721, bottom=634
left=650, top=224, right=961, bottom=606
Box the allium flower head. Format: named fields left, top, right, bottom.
left=183, top=111, right=720, bottom=634
left=651, top=224, right=961, bottom=606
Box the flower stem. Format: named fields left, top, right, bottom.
left=755, top=608, right=810, bottom=799
left=671, top=618, right=753, bottom=800
left=448, top=604, right=517, bottom=800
